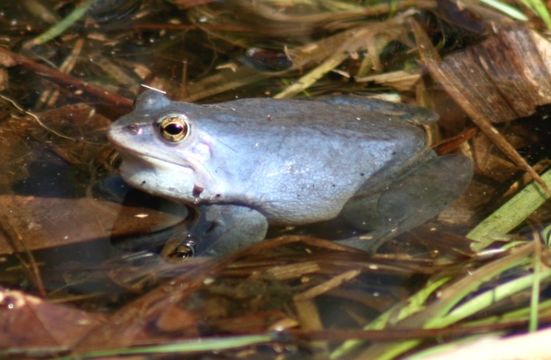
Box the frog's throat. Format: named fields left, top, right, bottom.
left=117, top=147, right=218, bottom=201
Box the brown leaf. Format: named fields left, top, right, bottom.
left=0, top=195, right=186, bottom=254
left=0, top=288, right=105, bottom=352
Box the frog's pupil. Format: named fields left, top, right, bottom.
left=165, top=123, right=184, bottom=135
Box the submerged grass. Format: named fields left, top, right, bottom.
left=332, top=243, right=547, bottom=359
left=468, top=169, right=551, bottom=251
left=23, top=0, right=95, bottom=49
left=56, top=334, right=276, bottom=360
left=330, top=277, right=452, bottom=359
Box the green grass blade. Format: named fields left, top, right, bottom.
left=55, top=334, right=275, bottom=360
left=529, top=241, right=542, bottom=332
left=440, top=269, right=551, bottom=326
left=480, top=0, right=529, bottom=20
left=24, top=0, right=95, bottom=48
left=468, top=169, right=551, bottom=251
left=520, top=0, right=551, bottom=28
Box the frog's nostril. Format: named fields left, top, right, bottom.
left=125, top=124, right=142, bottom=135
left=192, top=184, right=204, bottom=198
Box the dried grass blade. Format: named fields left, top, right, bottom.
left=294, top=269, right=361, bottom=301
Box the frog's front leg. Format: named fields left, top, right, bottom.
left=188, top=204, right=269, bottom=256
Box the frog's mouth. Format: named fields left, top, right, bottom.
left=119, top=154, right=203, bottom=203
left=111, top=142, right=194, bottom=172
left=113, top=147, right=218, bottom=203
left=124, top=151, right=193, bottom=174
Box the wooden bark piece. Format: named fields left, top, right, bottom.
left=440, top=28, right=551, bottom=123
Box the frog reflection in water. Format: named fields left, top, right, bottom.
left=108, top=90, right=472, bottom=256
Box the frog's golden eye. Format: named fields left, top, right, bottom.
left=158, top=114, right=190, bottom=142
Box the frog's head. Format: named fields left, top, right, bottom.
left=108, top=90, right=227, bottom=204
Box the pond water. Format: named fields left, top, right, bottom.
left=0, top=1, right=550, bottom=359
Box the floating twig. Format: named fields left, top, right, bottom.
left=0, top=47, right=133, bottom=116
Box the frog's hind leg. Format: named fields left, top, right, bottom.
left=337, top=153, right=473, bottom=252
left=190, top=204, right=269, bottom=256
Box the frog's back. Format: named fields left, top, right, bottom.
left=194, top=98, right=429, bottom=224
